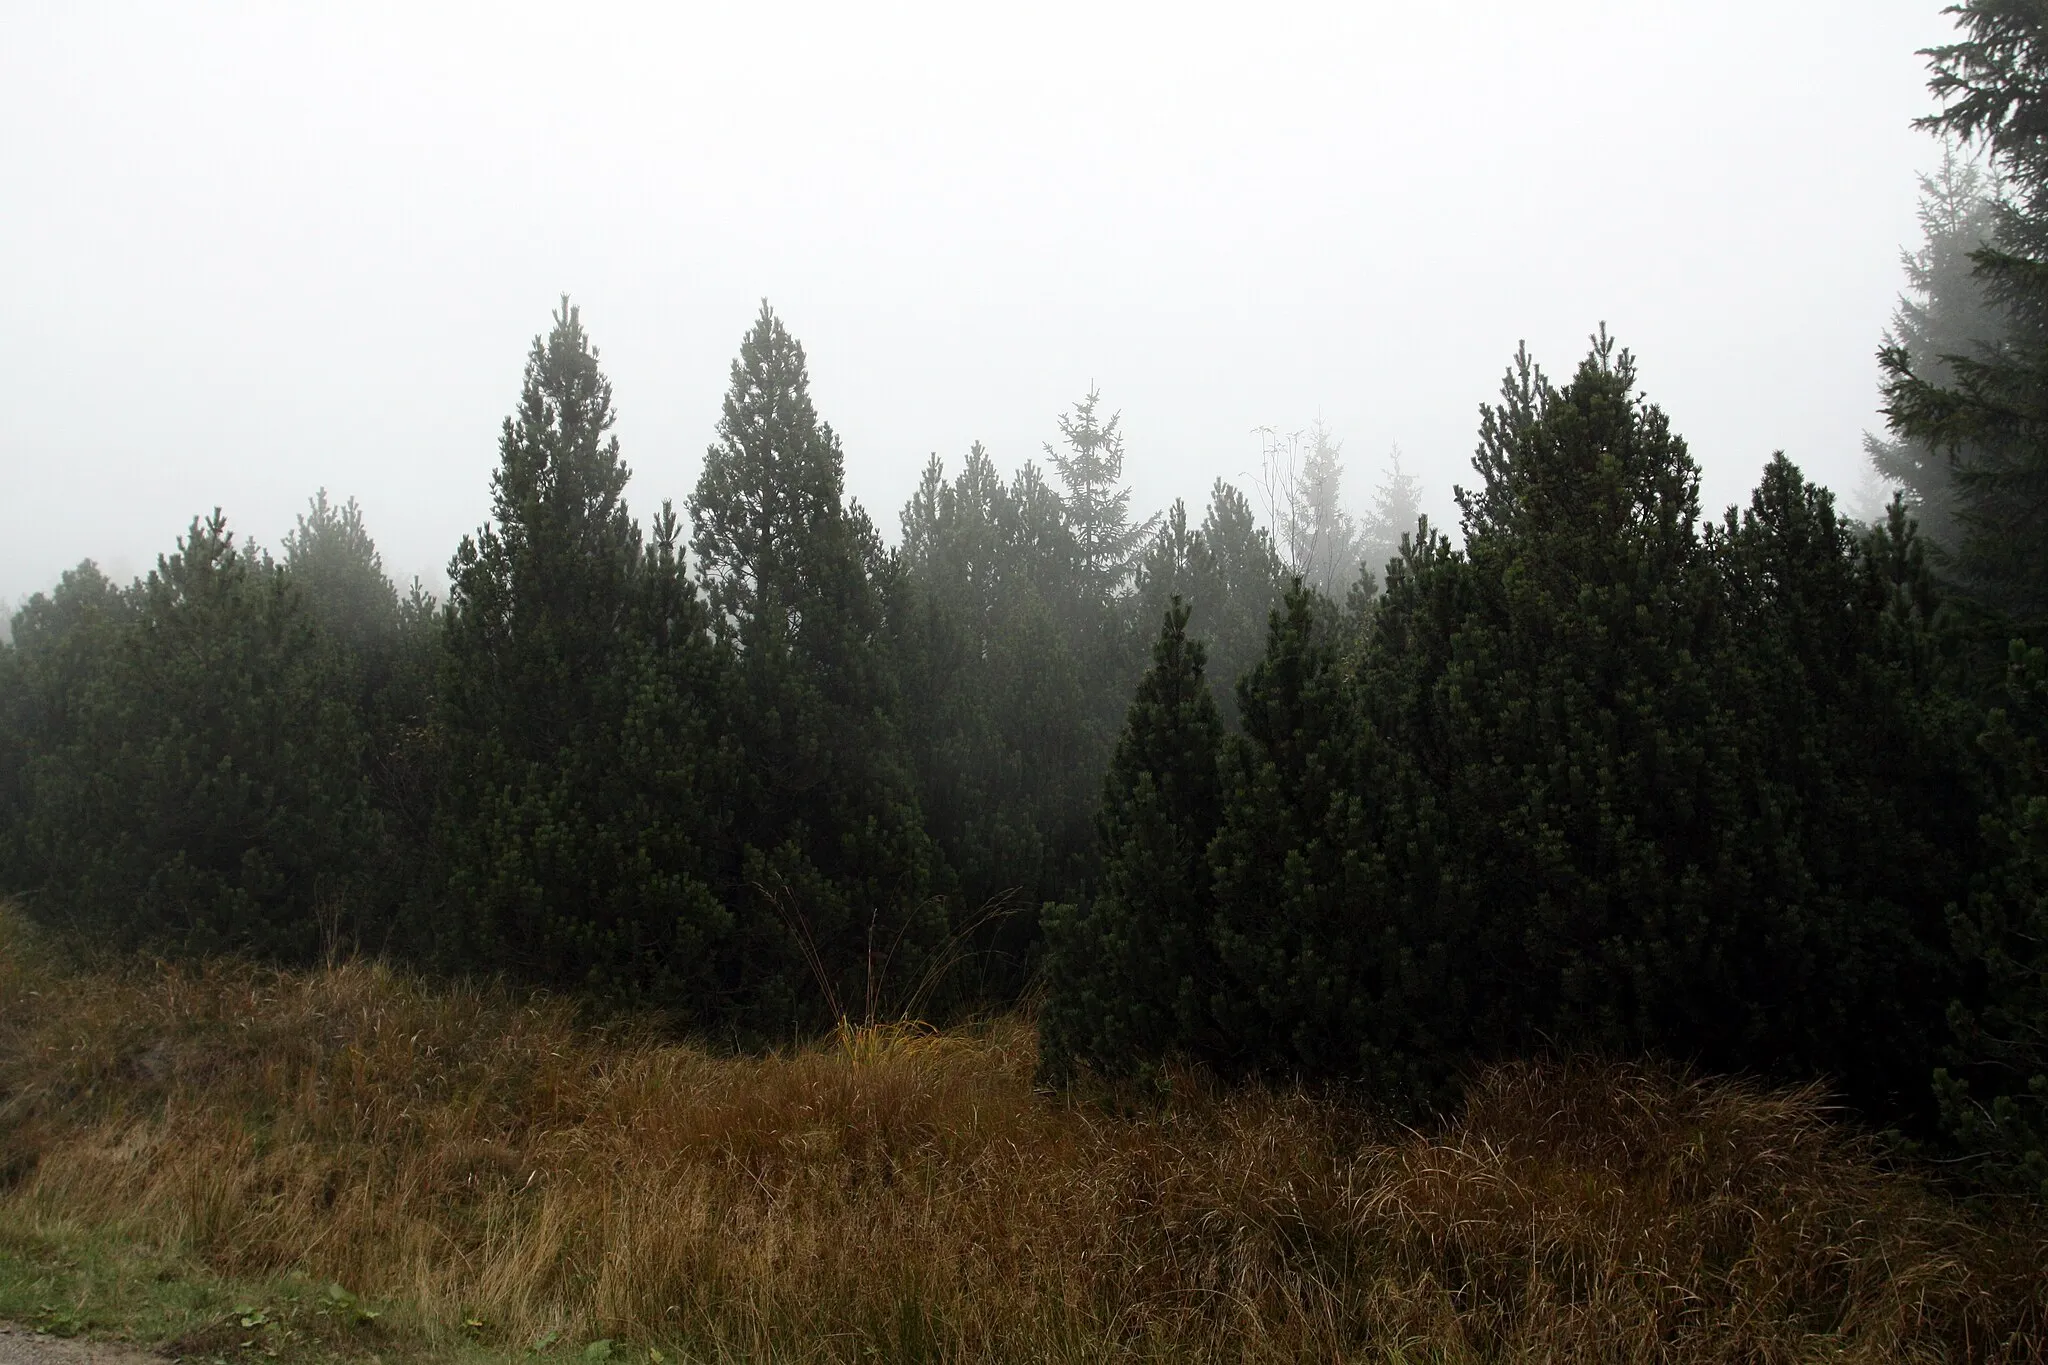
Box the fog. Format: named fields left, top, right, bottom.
left=1, top=1, right=1954, bottom=609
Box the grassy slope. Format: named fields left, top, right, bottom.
left=0, top=906, right=2043, bottom=1364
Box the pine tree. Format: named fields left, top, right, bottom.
left=1180, top=336, right=1976, bottom=1121
left=896, top=445, right=1094, bottom=924
left=7, top=518, right=373, bottom=959
left=1712, top=462, right=1977, bottom=1107
left=281, top=489, right=442, bottom=937
left=1208, top=581, right=1389, bottom=1082
left=1131, top=482, right=1286, bottom=728
left=1193, top=481, right=1289, bottom=720
left=691, top=302, right=943, bottom=1028
left=1939, top=639, right=2048, bottom=1197
left=442, top=299, right=730, bottom=1006
left=282, top=490, right=401, bottom=654
left=0, top=562, right=128, bottom=904
left=1040, top=597, right=1225, bottom=1079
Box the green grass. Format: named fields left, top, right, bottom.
left=0, top=1210, right=623, bottom=1365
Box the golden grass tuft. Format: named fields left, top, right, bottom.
left=1, top=905, right=2042, bottom=1362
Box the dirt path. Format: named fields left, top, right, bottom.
left=0, top=1326, right=161, bottom=1365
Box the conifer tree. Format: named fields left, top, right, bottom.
left=691, top=302, right=942, bottom=1026
left=1866, top=147, right=2004, bottom=556
left=1939, top=639, right=2048, bottom=1196
left=1285, top=421, right=1361, bottom=598
left=896, top=445, right=1093, bottom=922
left=1193, top=482, right=1289, bottom=720
left=283, top=490, right=401, bottom=654
left=1040, top=597, right=1225, bottom=1078
left=1158, top=335, right=1975, bottom=1118
left=1045, top=386, right=1156, bottom=599
left=7, top=519, right=373, bottom=958
left=1712, top=463, right=1977, bottom=1106
left=0, top=632, right=19, bottom=888
left=1208, top=581, right=1389, bottom=1082
left=1357, top=447, right=1424, bottom=591
left=1131, top=481, right=1286, bottom=727
left=281, top=488, right=443, bottom=932
left=442, top=299, right=729, bottom=1005
left=1883, top=2, right=2048, bottom=625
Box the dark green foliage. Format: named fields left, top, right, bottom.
left=1350, top=338, right=1755, bottom=1093
left=896, top=446, right=1098, bottom=920
left=691, top=302, right=942, bottom=1027
left=1711, top=469, right=1980, bottom=1110
left=1872, top=2, right=2048, bottom=1183
left=283, top=490, right=402, bottom=654
left=1350, top=343, right=1974, bottom=1113
left=0, top=561, right=130, bottom=907
left=1133, top=482, right=1288, bottom=729
left=441, top=299, right=733, bottom=1010
left=1866, top=148, right=2004, bottom=556
left=282, top=490, right=444, bottom=941
left=1938, top=639, right=2048, bottom=1197
left=1044, top=333, right=1982, bottom=1126
left=895, top=401, right=1195, bottom=987
left=4, top=520, right=374, bottom=959
left=1883, top=2, right=2048, bottom=625
left=1039, top=598, right=1224, bottom=1079
left=1209, top=581, right=1397, bottom=1084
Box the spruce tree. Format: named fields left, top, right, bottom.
left=1290, top=421, right=1362, bottom=598
left=1357, top=447, right=1424, bottom=592
left=1044, top=386, right=1157, bottom=600
left=1883, top=2, right=2048, bottom=625
left=1040, top=597, right=1225, bottom=1079
left=1866, top=147, right=2004, bottom=556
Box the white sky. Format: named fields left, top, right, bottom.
left=1, top=1, right=1959, bottom=607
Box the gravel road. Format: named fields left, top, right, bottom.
left=0, top=1326, right=160, bottom=1365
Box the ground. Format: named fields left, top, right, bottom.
left=0, top=1325, right=159, bottom=1365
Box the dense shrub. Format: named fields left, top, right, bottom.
left=1048, top=335, right=1987, bottom=1127
left=2, top=519, right=374, bottom=959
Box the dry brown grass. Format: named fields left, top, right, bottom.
left=1, top=906, right=2042, bottom=1364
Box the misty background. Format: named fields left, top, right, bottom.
left=1, top=1, right=1952, bottom=610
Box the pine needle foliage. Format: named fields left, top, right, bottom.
left=1883, top=1, right=2048, bottom=626
left=691, top=302, right=944, bottom=1030
left=2, top=520, right=373, bottom=960
left=1046, top=333, right=1983, bottom=1126
left=440, top=298, right=733, bottom=1011
left=1040, top=597, right=1225, bottom=1080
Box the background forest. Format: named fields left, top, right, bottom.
left=3, top=1, right=2047, bottom=1211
